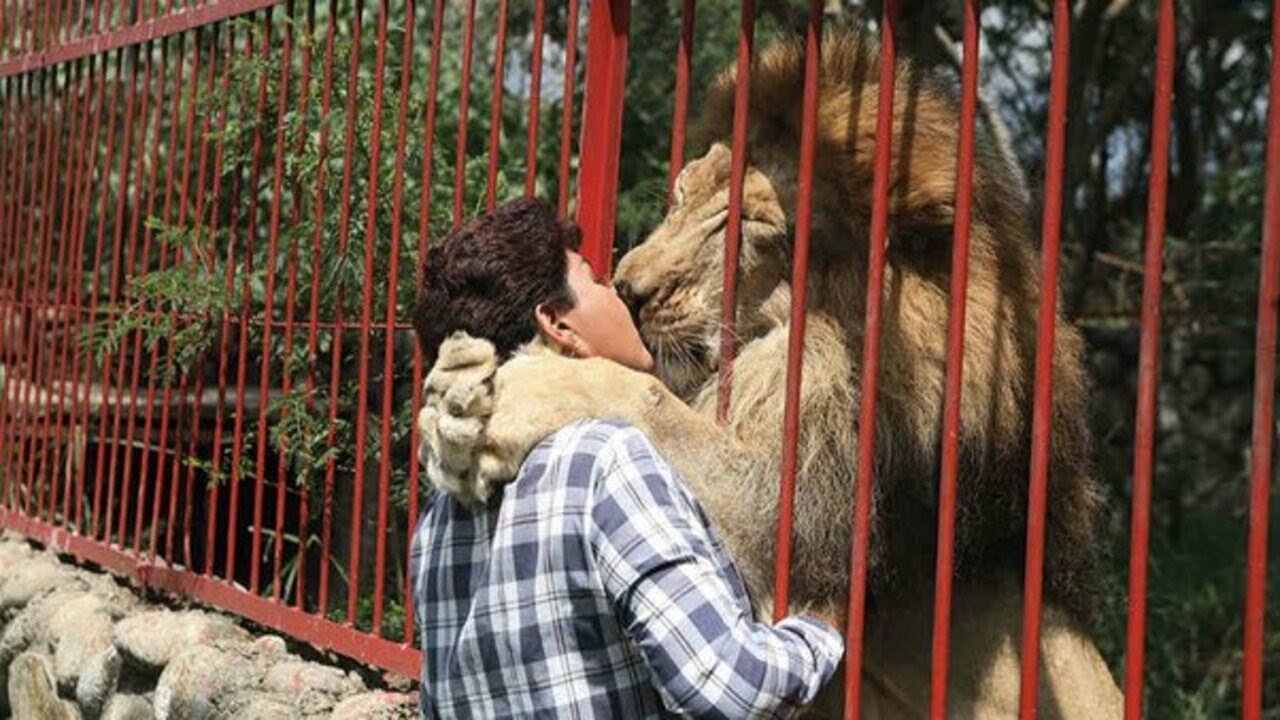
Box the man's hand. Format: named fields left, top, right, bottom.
left=417, top=332, right=500, bottom=504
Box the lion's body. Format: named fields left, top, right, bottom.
left=426, top=29, right=1122, bottom=717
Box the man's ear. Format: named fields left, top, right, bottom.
left=534, top=303, right=581, bottom=357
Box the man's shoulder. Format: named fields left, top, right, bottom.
left=515, top=419, right=660, bottom=494
left=531, top=418, right=648, bottom=461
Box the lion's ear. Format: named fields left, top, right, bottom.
left=673, top=143, right=733, bottom=208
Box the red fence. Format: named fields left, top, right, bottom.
left=0, top=1, right=1276, bottom=718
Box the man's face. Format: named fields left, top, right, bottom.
left=557, top=251, right=655, bottom=372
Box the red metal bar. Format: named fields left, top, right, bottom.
left=42, top=58, right=90, bottom=529
left=1019, top=1, right=1071, bottom=716
left=351, top=0, right=390, bottom=631
left=406, top=0, right=446, bottom=644
left=322, top=0, right=364, bottom=619
left=25, top=65, right=68, bottom=523
left=0, top=80, right=19, bottom=491
left=483, top=0, right=508, bottom=210
left=224, top=13, right=273, bottom=580
left=104, top=39, right=157, bottom=548
left=52, top=58, right=94, bottom=529
left=0, top=73, right=26, bottom=507
left=305, top=0, right=337, bottom=606
left=161, top=21, right=205, bottom=568
left=1242, top=2, right=1280, bottom=716
left=929, top=3, right=981, bottom=716
left=772, top=0, right=821, bottom=621
left=249, top=0, right=295, bottom=595
left=169, top=24, right=206, bottom=569
left=16, top=65, right=51, bottom=520
left=556, top=0, right=578, bottom=217
left=144, top=29, right=195, bottom=563
left=4, top=71, right=40, bottom=511
left=93, top=42, right=144, bottom=544
left=204, top=19, right=239, bottom=576
left=575, top=0, right=629, bottom=275
left=523, top=0, right=544, bottom=197
left=0, top=0, right=287, bottom=78
left=279, top=0, right=317, bottom=607
left=713, top=0, right=752, bottom=421
left=12, top=67, right=47, bottom=514
left=666, top=0, right=694, bottom=207
left=378, top=0, right=416, bottom=634
left=452, top=0, right=476, bottom=224
left=19, top=68, right=60, bottom=520
left=65, top=55, right=104, bottom=531
left=76, top=50, right=121, bottom=533
left=117, top=37, right=167, bottom=551
left=1123, top=3, right=1175, bottom=716
left=845, top=1, right=898, bottom=716
left=0, top=72, right=31, bottom=509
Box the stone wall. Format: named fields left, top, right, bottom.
left=0, top=534, right=419, bottom=719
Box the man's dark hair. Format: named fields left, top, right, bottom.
left=413, top=197, right=582, bottom=362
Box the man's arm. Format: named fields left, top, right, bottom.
left=587, top=427, right=843, bottom=718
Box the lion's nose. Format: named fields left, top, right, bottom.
left=614, top=279, right=650, bottom=321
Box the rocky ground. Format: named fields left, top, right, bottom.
left=0, top=533, right=418, bottom=719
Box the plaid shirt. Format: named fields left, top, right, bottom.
left=411, top=419, right=843, bottom=719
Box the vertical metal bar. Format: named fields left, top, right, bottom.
left=2, top=71, right=38, bottom=511
left=118, top=37, right=166, bottom=551
left=12, top=68, right=46, bottom=514
left=713, top=0, right=752, bottom=421
left=143, top=29, right=193, bottom=562
left=322, top=0, right=363, bottom=618
left=0, top=79, right=17, bottom=490
left=1018, top=0, right=1071, bottom=715
left=66, top=54, right=105, bottom=532
left=405, top=0, right=445, bottom=643
left=92, top=43, right=142, bottom=542
left=452, top=0, right=476, bottom=224
left=105, top=38, right=155, bottom=547
left=168, top=19, right=203, bottom=571
left=135, top=31, right=186, bottom=557
left=930, top=1, right=981, bottom=716
left=574, top=0, right=629, bottom=275
left=555, top=0, right=578, bottom=216
left=249, top=0, right=294, bottom=595
left=844, top=1, right=899, bottom=716
left=43, top=59, right=89, bottom=528
left=26, top=65, right=70, bottom=523
left=249, top=0, right=293, bottom=597
left=19, top=68, right=60, bottom=519
left=666, top=0, right=694, bottom=207
left=77, top=50, right=119, bottom=533
left=3, top=72, right=37, bottom=510
left=379, top=0, right=415, bottom=633
left=353, top=0, right=389, bottom=631
left=772, top=0, right=821, bottom=621
left=1123, top=2, right=1175, bottom=716
left=0, top=73, right=28, bottom=508
left=279, top=0, right=317, bottom=608
left=483, top=0, right=508, bottom=210
left=1, top=71, right=29, bottom=510
left=1242, top=1, right=1280, bottom=716
left=224, top=11, right=273, bottom=581
left=308, top=0, right=338, bottom=608
left=203, top=19, right=238, bottom=575
left=53, top=58, right=94, bottom=528
left=523, top=0, right=544, bottom=197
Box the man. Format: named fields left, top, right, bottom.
left=410, top=198, right=844, bottom=718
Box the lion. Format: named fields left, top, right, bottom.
left=419, top=31, right=1122, bottom=718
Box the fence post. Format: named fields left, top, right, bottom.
left=575, top=0, right=630, bottom=275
